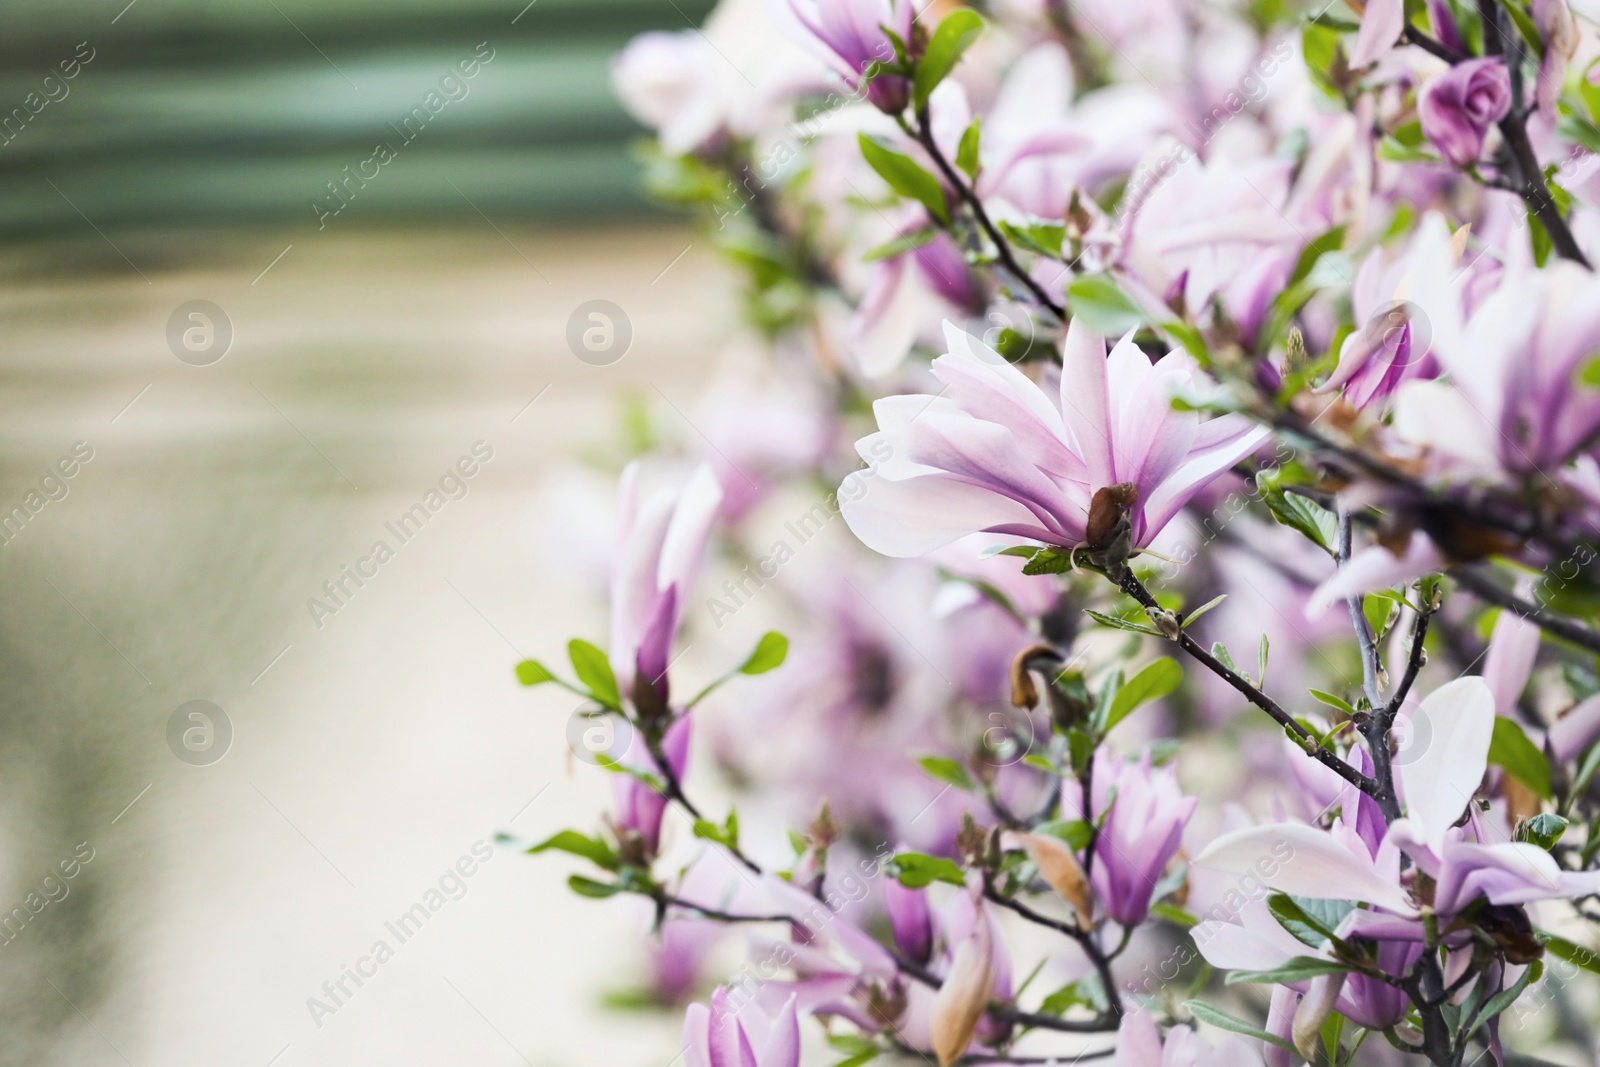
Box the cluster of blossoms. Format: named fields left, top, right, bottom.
left=519, top=0, right=1600, bottom=1064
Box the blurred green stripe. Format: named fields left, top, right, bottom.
left=0, top=0, right=717, bottom=233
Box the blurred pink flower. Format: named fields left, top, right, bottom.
left=1349, top=0, right=1404, bottom=67
left=848, top=212, right=983, bottom=377
left=684, top=987, right=800, bottom=1067
left=1417, top=58, right=1511, bottom=167
left=610, top=463, right=722, bottom=704
left=1113, top=1009, right=1266, bottom=1067
left=1319, top=213, right=1461, bottom=410
left=613, top=32, right=733, bottom=155
left=1394, top=259, right=1600, bottom=477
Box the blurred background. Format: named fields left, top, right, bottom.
left=0, top=1, right=737, bottom=1063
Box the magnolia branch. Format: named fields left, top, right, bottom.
left=1449, top=566, right=1600, bottom=654
left=1111, top=566, right=1381, bottom=798
left=1410, top=13, right=1590, bottom=268
left=644, top=725, right=763, bottom=875
left=649, top=721, right=1126, bottom=1037
left=890, top=949, right=1121, bottom=1034
left=908, top=110, right=1068, bottom=320
left=982, top=888, right=1124, bottom=1022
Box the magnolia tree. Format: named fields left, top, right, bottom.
left=518, top=0, right=1600, bottom=1063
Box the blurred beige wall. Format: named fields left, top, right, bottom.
left=0, top=222, right=734, bottom=1066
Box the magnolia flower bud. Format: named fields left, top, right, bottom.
left=1292, top=973, right=1346, bottom=1060
left=1417, top=58, right=1511, bottom=167
left=931, top=901, right=995, bottom=1067
left=1013, top=832, right=1096, bottom=930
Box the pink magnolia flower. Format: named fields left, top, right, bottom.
left=1196, top=678, right=1600, bottom=925
left=1063, top=749, right=1198, bottom=926
left=1393, top=258, right=1600, bottom=478
left=1195, top=895, right=1419, bottom=1037
left=768, top=0, right=914, bottom=112
left=839, top=321, right=1269, bottom=557
left=1349, top=0, right=1405, bottom=67
left=1417, top=58, right=1512, bottom=167
left=610, top=462, right=723, bottom=706
left=1113, top=1009, right=1266, bottom=1067
left=1319, top=212, right=1460, bottom=410
left=885, top=876, right=933, bottom=963
left=684, top=987, right=801, bottom=1067
left=1117, top=148, right=1306, bottom=349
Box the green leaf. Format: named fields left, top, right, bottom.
left=1267, top=893, right=1353, bottom=951
left=1521, top=813, right=1569, bottom=851
left=515, top=659, right=557, bottom=687
left=1305, top=694, right=1356, bottom=716
left=1211, top=642, right=1239, bottom=675
left=1226, top=956, right=1353, bottom=985
left=1018, top=546, right=1073, bottom=575
left=567, top=874, right=623, bottom=898
left=1183, top=1000, right=1298, bottom=1052
left=1256, top=471, right=1338, bottom=552
left=956, top=117, right=982, bottom=179
left=1038, top=978, right=1107, bottom=1015
left=1321, top=1008, right=1345, bottom=1065
left=568, top=638, right=620, bottom=708
left=1021, top=753, right=1059, bottom=774
left=1489, top=716, right=1553, bottom=799
left=1496, top=0, right=1544, bottom=59
left=1033, top=818, right=1093, bottom=851
left=917, top=755, right=974, bottom=791
left=829, top=1053, right=879, bottom=1067
left=1391, top=120, right=1424, bottom=147
left=862, top=226, right=939, bottom=262
left=739, top=631, right=789, bottom=675
left=1258, top=634, right=1269, bottom=688
left=891, top=852, right=966, bottom=888
left=527, top=830, right=618, bottom=870
left=1538, top=931, right=1600, bottom=974
left=1150, top=902, right=1200, bottom=927
left=1181, top=594, right=1227, bottom=629
left=1581, top=356, right=1600, bottom=389
left=1564, top=662, right=1600, bottom=698
left=1308, top=688, right=1357, bottom=718
left=1084, top=608, right=1163, bottom=636
left=1573, top=738, right=1600, bottom=796
left=858, top=134, right=949, bottom=224
left=1288, top=225, right=1346, bottom=287
left=692, top=811, right=742, bottom=850
left=1104, top=657, right=1182, bottom=732
left=826, top=1034, right=877, bottom=1055
left=912, top=8, right=985, bottom=110
left=1066, top=274, right=1146, bottom=336
left=1067, top=727, right=1095, bottom=777
left=1363, top=593, right=1396, bottom=639
left=998, top=219, right=1065, bottom=259
left=1468, top=959, right=1542, bottom=1037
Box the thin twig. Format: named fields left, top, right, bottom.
left=1450, top=566, right=1600, bottom=655
left=1111, top=567, right=1381, bottom=798
left=983, top=888, right=1124, bottom=1020
left=909, top=110, right=1067, bottom=320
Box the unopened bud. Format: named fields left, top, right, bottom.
left=1292, top=973, right=1346, bottom=1060
left=931, top=899, right=995, bottom=1067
